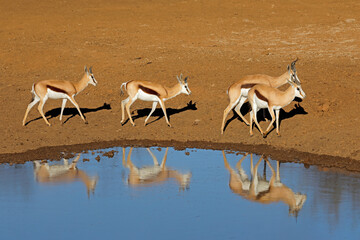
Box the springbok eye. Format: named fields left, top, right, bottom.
left=297, top=87, right=300, bottom=91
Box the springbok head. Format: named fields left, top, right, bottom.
left=287, top=68, right=306, bottom=99
left=85, top=65, right=98, bottom=86
left=177, top=73, right=191, bottom=95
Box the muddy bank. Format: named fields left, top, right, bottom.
left=1, top=139, right=360, bottom=173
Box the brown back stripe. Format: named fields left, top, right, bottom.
left=46, top=85, right=68, bottom=95
left=255, top=90, right=268, bottom=103
left=241, top=83, right=256, bottom=89
left=139, top=85, right=160, bottom=97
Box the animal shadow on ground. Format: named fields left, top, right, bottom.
left=265, top=103, right=308, bottom=136
left=25, top=103, right=111, bottom=126
left=124, top=100, right=197, bottom=126
left=223, top=102, right=307, bottom=135
left=223, top=102, right=251, bottom=132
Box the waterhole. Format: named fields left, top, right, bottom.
left=0, top=147, right=359, bottom=239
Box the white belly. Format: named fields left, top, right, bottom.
left=137, top=90, right=160, bottom=102
left=254, top=96, right=268, bottom=109
left=241, top=88, right=250, bottom=98
left=47, top=89, right=69, bottom=99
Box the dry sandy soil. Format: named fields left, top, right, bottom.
left=0, top=0, right=359, bottom=168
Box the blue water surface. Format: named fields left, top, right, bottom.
left=0, top=147, right=359, bottom=240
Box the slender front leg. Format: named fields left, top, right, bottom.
left=158, top=99, right=171, bottom=127
left=23, top=98, right=40, bottom=126
left=37, top=98, right=51, bottom=126
left=125, top=98, right=135, bottom=126
left=68, top=96, right=87, bottom=124
left=234, top=96, right=249, bottom=126
left=249, top=111, right=254, bottom=136
left=252, top=107, right=264, bottom=136
left=221, top=101, right=238, bottom=134
left=263, top=106, right=275, bottom=137
left=121, top=98, right=129, bottom=125
left=275, top=109, right=280, bottom=136
left=59, top=99, right=67, bottom=121
left=144, top=101, right=158, bottom=126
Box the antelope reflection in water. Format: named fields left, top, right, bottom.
left=223, top=151, right=306, bottom=216
left=33, top=153, right=98, bottom=197
left=122, top=147, right=192, bottom=190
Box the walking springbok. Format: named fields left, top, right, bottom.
left=221, top=59, right=300, bottom=134
left=33, top=153, right=98, bottom=197
left=222, top=151, right=307, bottom=217
left=120, top=74, right=191, bottom=127
left=22, top=66, right=97, bottom=126
left=122, top=147, right=192, bottom=191
left=248, top=67, right=306, bottom=137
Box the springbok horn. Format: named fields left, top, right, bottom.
left=89, top=66, right=93, bottom=74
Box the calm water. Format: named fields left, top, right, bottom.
left=0, top=147, right=359, bottom=240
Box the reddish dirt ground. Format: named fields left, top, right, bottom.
left=0, top=0, right=359, bottom=166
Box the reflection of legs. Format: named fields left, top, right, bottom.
left=234, top=96, right=249, bottom=126
left=147, top=148, right=159, bottom=166
left=70, top=153, right=81, bottom=169
left=23, top=97, right=40, bottom=126
left=160, top=147, right=168, bottom=169
left=236, top=153, right=249, bottom=182
left=265, top=157, right=276, bottom=185
left=59, top=99, right=67, bottom=121
left=236, top=153, right=249, bottom=169
left=122, top=147, right=126, bottom=166
left=250, top=156, right=263, bottom=195
left=144, top=101, right=158, bottom=126
left=126, top=147, right=137, bottom=170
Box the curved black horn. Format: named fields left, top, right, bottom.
left=291, top=58, right=298, bottom=72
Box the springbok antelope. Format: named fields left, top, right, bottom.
left=122, top=147, right=192, bottom=191
left=221, top=59, right=300, bottom=134
left=248, top=67, right=306, bottom=137
left=22, top=66, right=97, bottom=126
left=33, top=153, right=98, bottom=197
left=222, top=151, right=306, bottom=216
left=120, top=74, right=191, bottom=127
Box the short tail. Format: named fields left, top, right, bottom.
left=120, top=82, right=127, bottom=96
left=29, top=83, right=36, bottom=103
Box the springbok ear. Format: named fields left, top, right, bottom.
left=89, top=66, right=93, bottom=74
left=176, top=75, right=181, bottom=83
left=179, top=73, right=183, bottom=80
left=84, top=66, right=88, bottom=73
